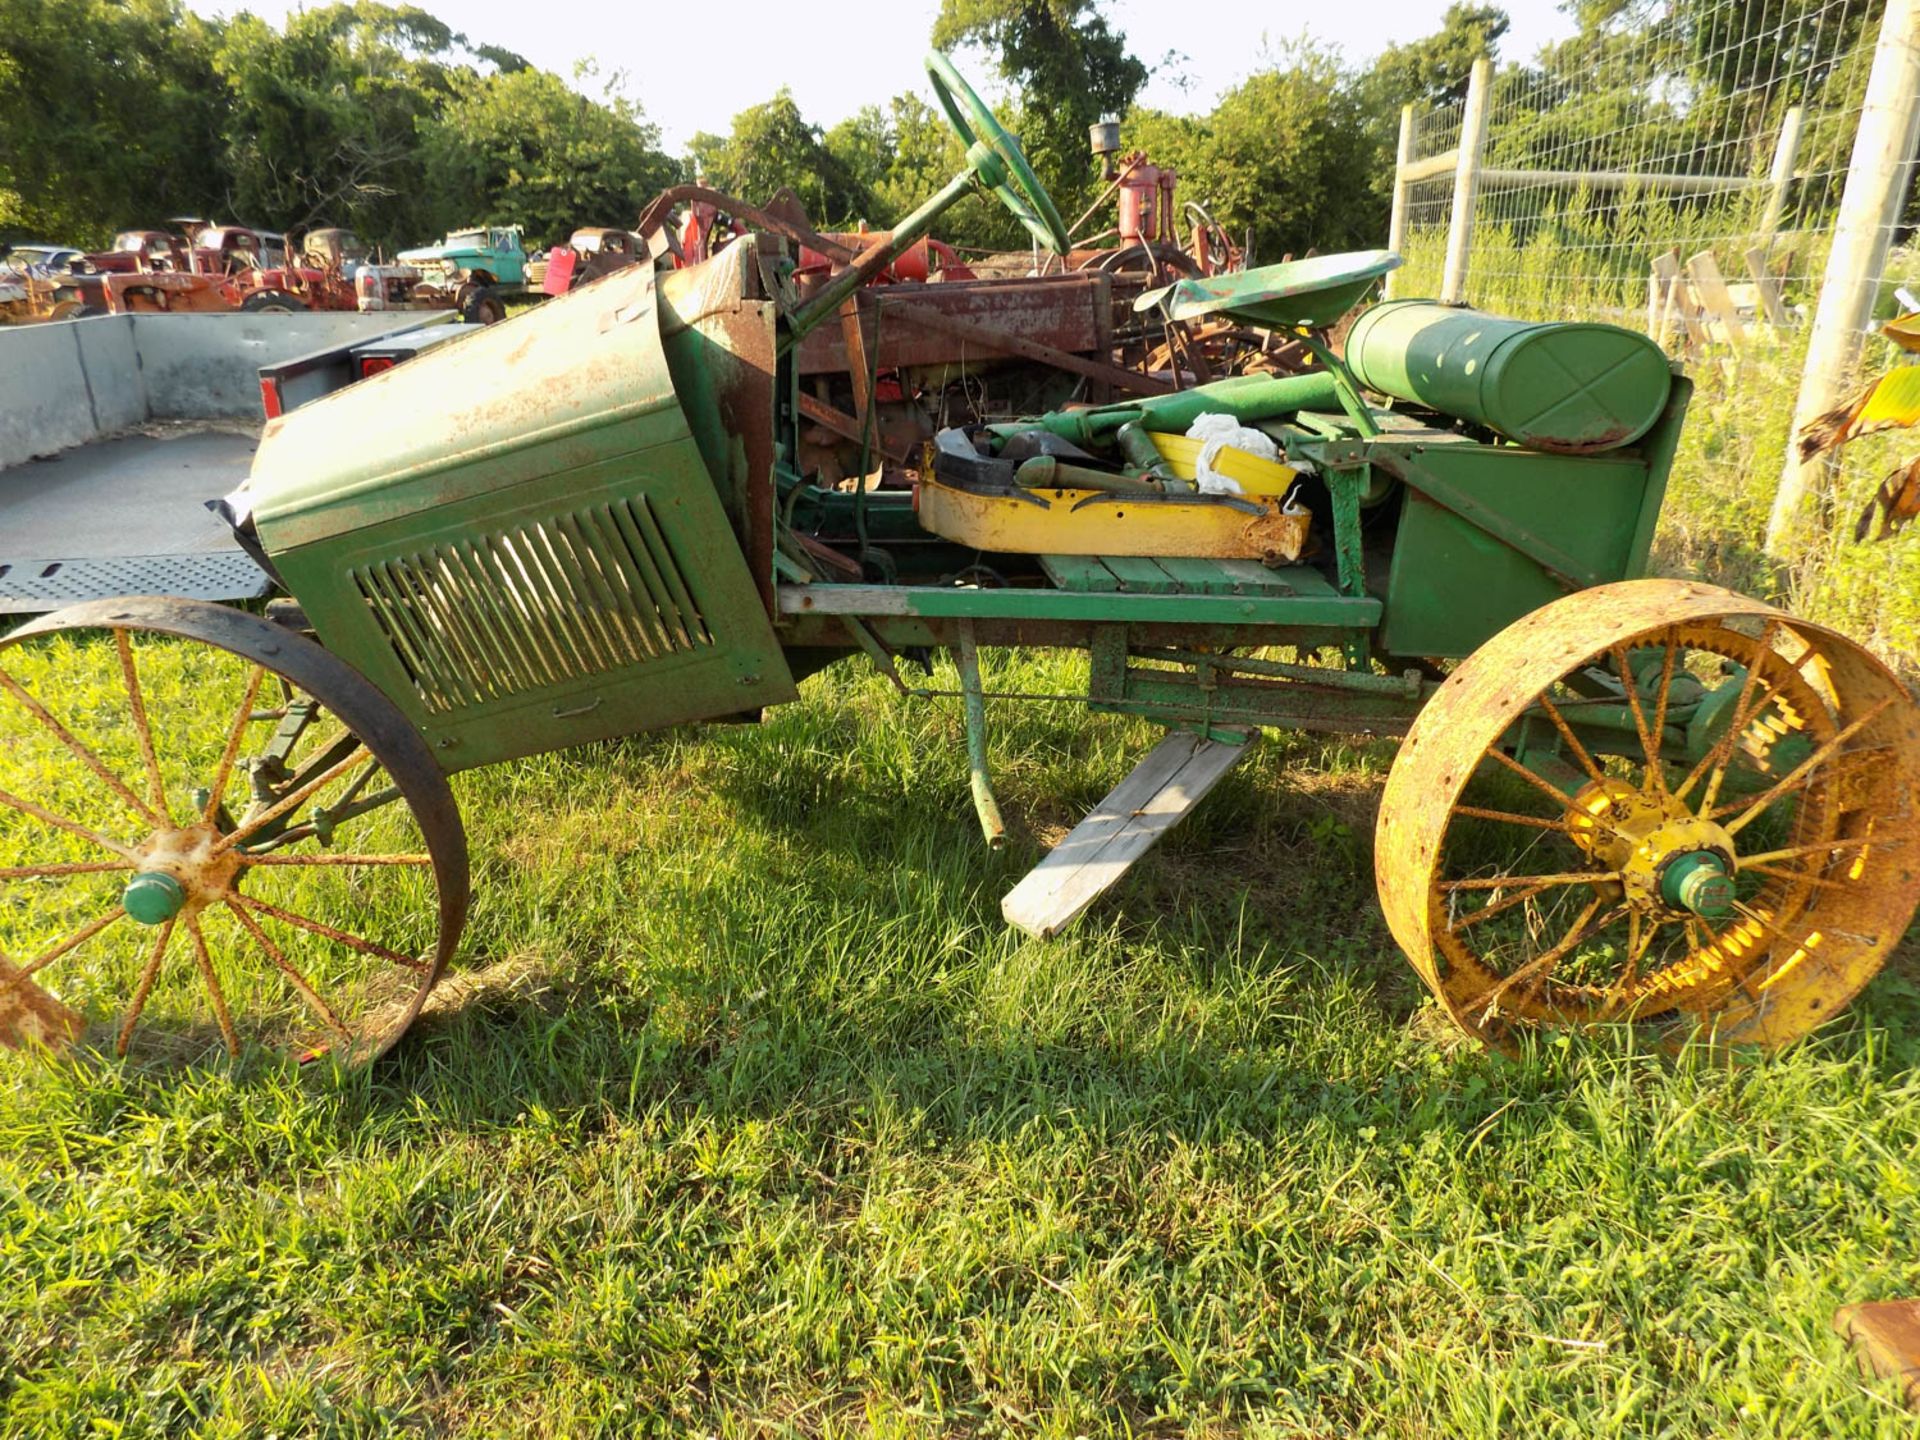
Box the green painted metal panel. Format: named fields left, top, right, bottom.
left=1345, top=301, right=1672, bottom=453
left=246, top=259, right=796, bottom=769
left=1376, top=441, right=1657, bottom=659
left=776, top=582, right=1379, bottom=628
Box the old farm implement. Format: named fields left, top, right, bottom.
left=2, top=54, right=1916, bottom=1066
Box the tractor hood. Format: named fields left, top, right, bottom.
left=238, top=237, right=794, bottom=769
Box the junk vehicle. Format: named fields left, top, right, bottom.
left=1, top=52, right=1915, bottom=1070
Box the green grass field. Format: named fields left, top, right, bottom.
left=3, top=644, right=1918, bottom=1437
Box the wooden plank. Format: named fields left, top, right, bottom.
left=1040, top=554, right=1121, bottom=592
left=1744, top=246, right=1792, bottom=326
left=1002, top=729, right=1255, bottom=940
left=1224, top=560, right=1332, bottom=595
left=1098, top=555, right=1183, bottom=592
left=1649, top=250, right=1683, bottom=349
left=1147, top=556, right=1248, bottom=594
left=1686, top=250, right=1748, bottom=357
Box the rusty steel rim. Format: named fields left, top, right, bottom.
left=0, top=598, right=467, bottom=1066
left=1377, top=579, right=1920, bottom=1050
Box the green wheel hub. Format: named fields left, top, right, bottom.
left=123, top=872, right=187, bottom=926
left=1661, top=851, right=1734, bottom=919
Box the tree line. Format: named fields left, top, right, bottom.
left=1, top=0, right=1869, bottom=257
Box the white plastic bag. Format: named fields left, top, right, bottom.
left=1185, top=412, right=1282, bottom=496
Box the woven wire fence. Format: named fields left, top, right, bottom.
left=1390, top=0, right=1920, bottom=669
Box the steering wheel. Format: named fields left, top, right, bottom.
left=925, top=51, right=1071, bottom=255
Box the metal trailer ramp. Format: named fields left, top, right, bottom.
left=1002, top=726, right=1256, bottom=940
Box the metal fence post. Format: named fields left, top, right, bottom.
left=1767, top=0, right=1920, bottom=555
left=1440, top=58, right=1492, bottom=306
left=1385, top=104, right=1418, bottom=299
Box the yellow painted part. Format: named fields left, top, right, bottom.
left=915, top=472, right=1310, bottom=560
left=1147, top=432, right=1300, bottom=496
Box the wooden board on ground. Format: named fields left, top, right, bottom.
left=1834, top=1298, right=1920, bottom=1410
left=1002, top=727, right=1255, bottom=940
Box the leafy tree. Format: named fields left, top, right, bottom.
left=825, top=95, right=974, bottom=225
left=210, top=3, right=470, bottom=245
left=1362, top=3, right=1510, bottom=110
left=688, top=90, right=875, bottom=227
left=0, top=0, right=227, bottom=245
left=931, top=0, right=1147, bottom=205
left=1124, top=45, right=1384, bottom=265
left=422, top=68, right=676, bottom=246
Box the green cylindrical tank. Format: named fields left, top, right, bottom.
left=1344, top=300, right=1673, bottom=453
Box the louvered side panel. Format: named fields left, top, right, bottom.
left=350, top=496, right=712, bottom=716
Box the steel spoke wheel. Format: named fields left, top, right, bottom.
left=0, top=599, right=467, bottom=1065
left=1378, top=579, right=1920, bottom=1050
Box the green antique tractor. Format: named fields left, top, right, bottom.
left=3, top=54, right=1917, bottom=1067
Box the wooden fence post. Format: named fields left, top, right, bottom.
left=1440, top=58, right=1492, bottom=305
left=1767, top=0, right=1920, bottom=555
left=1386, top=104, right=1418, bottom=299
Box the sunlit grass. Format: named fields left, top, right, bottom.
left=1, top=636, right=1917, bottom=1436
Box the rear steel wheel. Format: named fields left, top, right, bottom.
left=1378, top=579, right=1920, bottom=1050
left=0, top=599, right=467, bottom=1065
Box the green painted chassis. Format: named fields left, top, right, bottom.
left=767, top=371, right=1691, bottom=750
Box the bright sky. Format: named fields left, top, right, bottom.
left=185, top=0, right=1579, bottom=153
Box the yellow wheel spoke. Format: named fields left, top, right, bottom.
left=223, top=900, right=356, bottom=1048
left=184, top=918, right=240, bottom=1058
left=1440, top=870, right=1620, bottom=893
left=0, top=666, right=162, bottom=830
left=1533, top=693, right=1610, bottom=791
left=1730, top=900, right=1850, bottom=981
left=1610, top=644, right=1665, bottom=794
left=1740, top=860, right=1855, bottom=892
left=1450, top=882, right=1555, bottom=932
left=203, top=665, right=269, bottom=824
left=1739, top=832, right=1914, bottom=868
left=1721, top=697, right=1895, bottom=837
left=1452, top=804, right=1585, bottom=836
left=213, top=743, right=365, bottom=856
left=0, top=859, right=134, bottom=880
left=0, top=787, right=140, bottom=861
left=1681, top=618, right=1781, bottom=811
left=1486, top=747, right=1593, bottom=816
left=22, top=906, right=125, bottom=978
left=116, top=919, right=176, bottom=1057
left=114, top=630, right=171, bottom=825
left=1468, top=896, right=1618, bottom=1016
left=1643, top=641, right=1674, bottom=756
left=239, top=851, right=432, bottom=868
left=235, top=894, right=427, bottom=974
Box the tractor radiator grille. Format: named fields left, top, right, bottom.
left=351, top=497, right=712, bottom=715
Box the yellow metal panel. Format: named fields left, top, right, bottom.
left=915, top=473, right=1309, bottom=561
